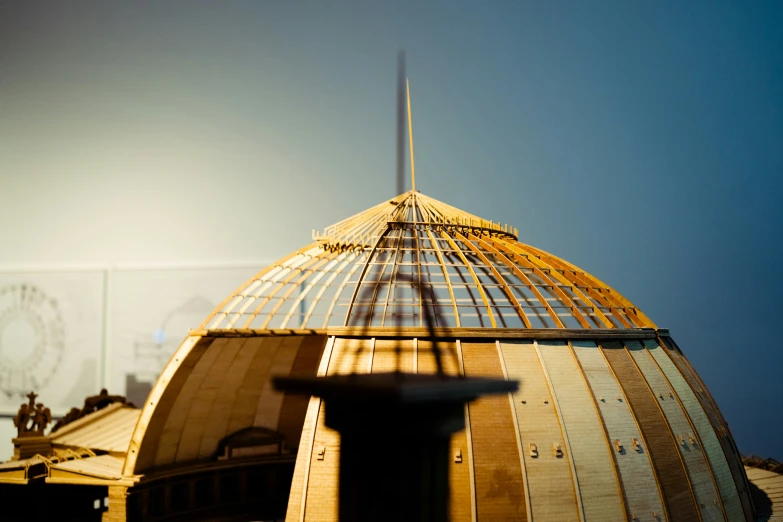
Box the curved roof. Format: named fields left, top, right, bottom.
left=202, top=191, right=654, bottom=331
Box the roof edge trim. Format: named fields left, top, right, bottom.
left=192, top=326, right=662, bottom=340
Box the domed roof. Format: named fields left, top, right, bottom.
left=126, top=190, right=754, bottom=522
left=201, top=190, right=654, bottom=331
left=118, top=65, right=757, bottom=522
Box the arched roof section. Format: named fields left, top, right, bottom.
left=123, top=334, right=327, bottom=476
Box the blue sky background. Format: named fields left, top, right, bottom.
left=1, top=1, right=781, bottom=456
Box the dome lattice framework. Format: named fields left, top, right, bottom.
left=202, top=191, right=654, bottom=332
left=121, top=190, right=756, bottom=522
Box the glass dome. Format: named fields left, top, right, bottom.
left=202, top=191, right=654, bottom=331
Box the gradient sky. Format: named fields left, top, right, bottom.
left=0, top=2, right=781, bottom=456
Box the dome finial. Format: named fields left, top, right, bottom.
left=396, top=50, right=406, bottom=196
left=406, top=77, right=416, bottom=194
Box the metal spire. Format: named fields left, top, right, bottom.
left=406, top=78, right=416, bottom=193
left=396, top=51, right=406, bottom=196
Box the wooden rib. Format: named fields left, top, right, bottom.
left=391, top=194, right=413, bottom=222
left=535, top=340, right=587, bottom=522
left=347, top=211, right=385, bottom=239
left=413, top=225, right=424, bottom=327
left=483, top=235, right=609, bottom=328
left=449, top=244, right=486, bottom=324
left=643, top=339, right=728, bottom=521
left=496, top=238, right=629, bottom=328
left=279, top=252, right=350, bottom=329
left=381, top=221, right=408, bottom=327
left=362, top=229, right=400, bottom=327
left=461, top=341, right=527, bottom=520
left=318, top=195, right=401, bottom=246
left=657, top=336, right=755, bottom=520
left=417, top=192, right=489, bottom=227
left=173, top=338, right=246, bottom=462
left=258, top=252, right=340, bottom=330
left=413, top=338, right=418, bottom=373
left=420, top=197, right=448, bottom=222
left=200, top=242, right=319, bottom=329
left=440, top=231, right=497, bottom=328
left=322, top=250, right=367, bottom=328
left=297, top=336, right=336, bottom=521
left=223, top=263, right=301, bottom=328
left=318, top=193, right=405, bottom=250
left=522, top=242, right=642, bottom=320
left=514, top=246, right=632, bottom=327
left=568, top=341, right=631, bottom=519
left=601, top=344, right=682, bottom=521
left=299, top=252, right=358, bottom=328
left=123, top=335, right=208, bottom=476
left=418, top=196, right=449, bottom=225
left=454, top=340, right=478, bottom=522
left=231, top=250, right=320, bottom=311
left=453, top=231, right=533, bottom=328
left=496, top=340, right=533, bottom=522
left=343, top=226, right=392, bottom=326
left=521, top=242, right=653, bottom=328
left=348, top=209, right=394, bottom=252
left=209, top=255, right=310, bottom=327
left=205, top=338, right=284, bottom=458
left=596, top=342, right=669, bottom=519
left=486, top=236, right=614, bottom=327
left=240, top=252, right=330, bottom=329
left=228, top=250, right=322, bottom=326
left=658, top=337, right=728, bottom=427
left=417, top=194, right=449, bottom=221
left=468, top=232, right=566, bottom=328
left=621, top=341, right=700, bottom=520
left=319, top=190, right=518, bottom=263
left=319, top=198, right=388, bottom=236
left=426, top=228, right=461, bottom=327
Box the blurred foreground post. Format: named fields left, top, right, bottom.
left=274, top=372, right=517, bottom=522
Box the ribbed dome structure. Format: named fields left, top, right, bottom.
left=122, top=190, right=755, bottom=522
left=202, top=191, right=654, bottom=332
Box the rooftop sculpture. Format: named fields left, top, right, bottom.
left=12, top=391, right=51, bottom=437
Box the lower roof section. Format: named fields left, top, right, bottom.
left=124, top=326, right=753, bottom=522
left=127, top=328, right=671, bottom=477
left=285, top=334, right=752, bottom=522
left=744, top=466, right=783, bottom=520
left=124, top=334, right=330, bottom=476
left=47, top=454, right=128, bottom=485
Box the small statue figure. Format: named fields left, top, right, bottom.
left=12, top=403, right=30, bottom=437
left=32, top=403, right=51, bottom=434
left=26, top=391, right=37, bottom=411
left=12, top=392, right=51, bottom=437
